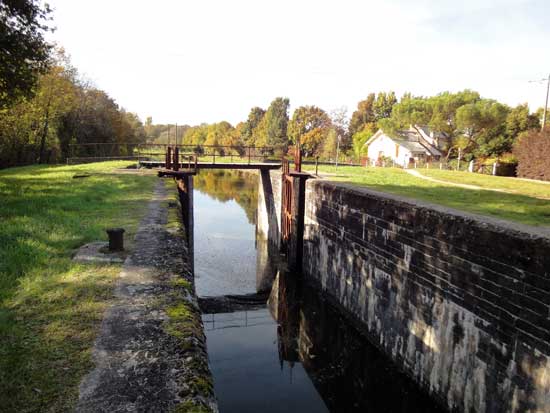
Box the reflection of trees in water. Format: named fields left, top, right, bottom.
left=194, top=170, right=258, bottom=225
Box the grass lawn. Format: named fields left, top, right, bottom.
left=415, top=168, right=550, bottom=199
left=304, top=165, right=550, bottom=227
left=0, top=161, right=156, bottom=412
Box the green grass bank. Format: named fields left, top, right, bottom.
left=304, top=165, right=550, bottom=227
left=0, top=162, right=155, bottom=412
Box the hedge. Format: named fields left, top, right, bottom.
left=514, top=129, right=550, bottom=181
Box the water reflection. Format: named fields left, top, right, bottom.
left=194, top=170, right=258, bottom=225
left=203, top=309, right=328, bottom=413
left=193, top=170, right=259, bottom=297
left=269, top=272, right=444, bottom=413
left=195, top=170, right=443, bottom=413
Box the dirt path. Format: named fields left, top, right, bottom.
left=405, top=169, right=550, bottom=200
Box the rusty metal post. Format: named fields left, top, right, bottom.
left=294, top=144, right=302, bottom=172
left=106, top=228, right=125, bottom=251
left=173, top=147, right=179, bottom=171
left=166, top=147, right=172, bottom=170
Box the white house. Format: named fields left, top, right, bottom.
left=364, top=125, right=448, bottom=167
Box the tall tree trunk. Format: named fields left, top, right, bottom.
left=38, top=98, right=51, bottom=164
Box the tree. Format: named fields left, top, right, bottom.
left=0, top=0, right=53, bottom=108
left=33, top=64, right=79, bottom=162
left=259, top=97, right=289, bottom=153
left=455, top=100, right=510, bottom=158
left=349, top=94, right=375, bottom=136
left=428, top=90, right=480, bottom=136
left=505, top=104, right=540, bottom=140
left=329, top=106, right=350, bottom=150
left=381, top=89, right=483, bottom=157
left=0, top=53, right=80, bottom=165
left=373, top=91, right=397, bottom=120
left=352, top=123, right=378, bottom=159
left=288, top=105, right=332, bottom=156
left=183, top=124, right=209, bottom=146
left=320, top=128, right=338, bottom=160
left=225, top=122, right=246, bottom=155
left=387, top=93, right=431, bottom=130
left=241, top=107, right=265, bottom=146
left=204, top=121, right=234, bottom=153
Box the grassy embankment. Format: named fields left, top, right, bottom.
left=304, top=165, right=550, bottom=227
left=417, top=169, right=550, bottom=198
left=0, top=162, right=156, bottom=412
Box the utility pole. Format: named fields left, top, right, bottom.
left=335, top=134, right=341, bottom=170
left=529, top=73, right=550, bottom=131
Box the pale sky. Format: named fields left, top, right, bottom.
left=46, top=0, right=550, bottom=126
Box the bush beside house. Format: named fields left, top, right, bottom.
left=514, top=129, right=550, bottom=181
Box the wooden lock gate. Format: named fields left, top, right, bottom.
left=281, top=158, right=293, bottom=253
left=280, top=144, right=303, bottom=254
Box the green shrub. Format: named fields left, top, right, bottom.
left=514, top=129, right=550, bottom=181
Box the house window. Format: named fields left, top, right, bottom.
left=395, top=144, right=399, bottom=158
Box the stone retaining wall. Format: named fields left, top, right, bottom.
left=304, top=180, right=550, bottom=413
left=258, top=172, right=550, bottom=413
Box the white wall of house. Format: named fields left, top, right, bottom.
left=366, top=134, right=411, bottom=166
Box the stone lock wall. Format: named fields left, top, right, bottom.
left=258, top=172, right=550, bottom=413
left=303, top=180, right=550, bottom=413
left=257, top=170, right=281, bottom=250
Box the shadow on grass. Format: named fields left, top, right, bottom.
left=0, top=164, right=156, bottom=411
left=0, top=262, right=119, bottom=412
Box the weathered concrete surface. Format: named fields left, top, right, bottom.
left=259, top=173, right=550, bottom=413
left=76, top=180, right=217, bottom=413
left=73, top=241, right=125, bottom=264
left=257, top=169, right=281, bottom=250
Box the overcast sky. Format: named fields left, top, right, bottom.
left=46, top=0, right=550, bottom=125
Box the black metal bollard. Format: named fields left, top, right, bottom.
left=106, top=228, right=125, bottom=251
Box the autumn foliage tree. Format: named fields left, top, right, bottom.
left=288, top=105, right=332, bottom=156
left=0, top=52, right=147, bottom=168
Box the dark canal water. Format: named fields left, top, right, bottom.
left=193, top=170, right=444, bottom=413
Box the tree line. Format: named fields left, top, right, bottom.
left=0, top=50, right=149, bottom=168
left=177, top=90, right=546, bottom=164
left=1, top=1, right=546, bottom=168
left=0, top=1, right=152, bottom=168
left=179, top=98, right=351, bottom=160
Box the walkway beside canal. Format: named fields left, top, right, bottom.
left=76, top=180, right=216, bottom=413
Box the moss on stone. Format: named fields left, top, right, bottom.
left=162, top=186, right=215, bottom=412
left=171, top=399, right=212, bottom=413
left=171, top=278, right=192, bottom=292
left=190, top=376, right=214, bottom=395
left=166, top=303, right=193, bottom=320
